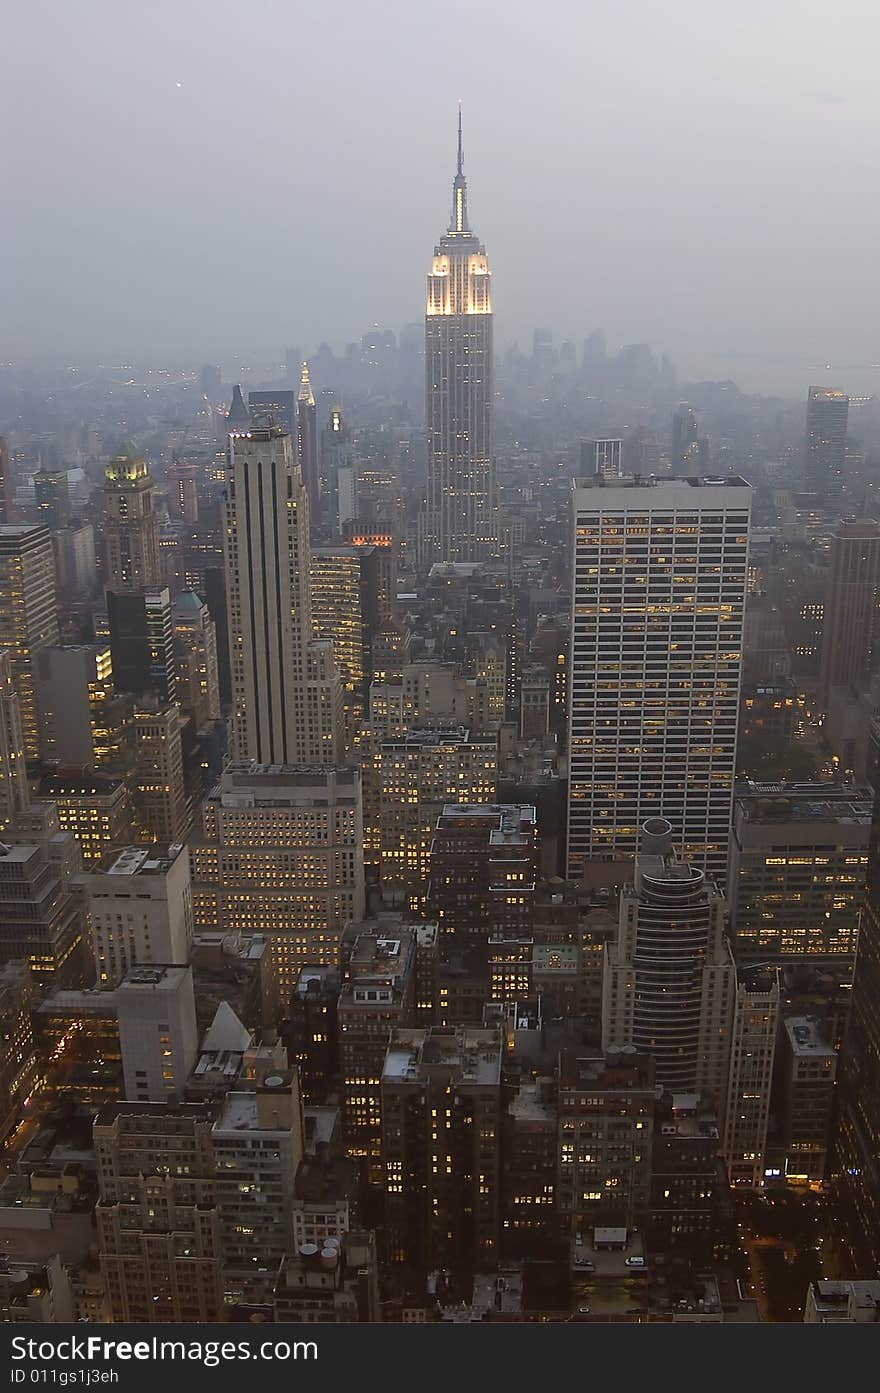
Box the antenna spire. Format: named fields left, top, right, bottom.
left=450, top=102, right=469, bottom=233
left=457, top=101, right=463, bottom=176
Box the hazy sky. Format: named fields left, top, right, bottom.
left=5, top=0, right=880, bottom=393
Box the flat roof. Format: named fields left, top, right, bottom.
left=785, top=1016, right=836, bottom=1057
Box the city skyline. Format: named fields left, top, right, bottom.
left=1, top=0, right=880, bottom=1337
left=5, top=2, right=880, bottom=397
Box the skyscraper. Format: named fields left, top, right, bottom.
left=0, top=438, right=14, bottom=525
left=722, top=966, right=780, bottom=1189
left=567, top=475, right=750, bottom=886
left=0, top=524, right=60, bottom=762
left=804, top=386, right=849, bottom=495
left=34, top=468, right=71, bottom=529
left=248, top=388, right=296, bottom=439
left=381, top=1026, right=502, bottom=1271
left=0, top=651, right=29, bottom=832
left=94, top=1100, right=224, bottom=1322
left=819, top=521, right=880, bottom=699
left=296, top=362, right=320, bottom=517
left=831, top=790, right=880, bottom=1273
left=189, top=762, right=364, bottom=1000
left=103, top=446, right=161, bottom=591
left=107, top=588, right=177, bottom=706
left=172, top=590, right=221, bottom=731
left=223, top=423, right=341, bottom=765
left=422, top=111, right=497, bottom=564
left=602, top=818, right=736, bottom=1106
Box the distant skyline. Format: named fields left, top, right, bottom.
left=4, top=0, right=880, bottom=399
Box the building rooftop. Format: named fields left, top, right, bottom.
left=532, top=944, right=579, bottom=975
left=784, top=1016, right=836, bottom=1058
left=101, top=845, right=182, bottom=878
left=381, top=727, right=489, bottom=749
left=118, top=964, right=189, bottom=992
left=382, top=1027, right=501, bottom=1087
left=213, top=1091, right=260, bottom=1133
left=809, top=1279, right=880, bottom=1314
left=735, top=781, right=873, bottom=825
left=573, top=474, right=750, bottom=497
left=508, top=1080, right=555, bottom=1125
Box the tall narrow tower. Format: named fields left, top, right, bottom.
left=804, top=386, right=848, bottom=496
left=567, top=475, right=750, bottom=888
left=103, top=444, right=161, bottom=591
left=223, top=423, right=341, bottom=765
left=297, top=362, right=320, bottom=519
left=422, top=110, right=497, bottom=565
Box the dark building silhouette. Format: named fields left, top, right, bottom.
left=831, top=788, right=880, bottom=1273
left=804, top=386, right=848, bottom=496
left=819, top=521, right=880, bottom=698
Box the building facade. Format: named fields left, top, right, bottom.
left=0, top=525, right=59, bottom=762
left=223, top=424, right=340, bottom=765
left=422, top=115, right=497, bottom=564
left=567, top=475, right=750, bottom=886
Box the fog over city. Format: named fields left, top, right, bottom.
left=4, top=0, right=880, bottom=395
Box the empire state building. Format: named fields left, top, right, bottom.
left=422, top=112, right=498, bottom=564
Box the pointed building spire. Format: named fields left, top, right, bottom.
left=450, top=103, right=469, bottom=234
left=457, top=100, right=464, bottom=177
left=227, top=384, right=250, bottom=431
left=298, top=360, right=315, bottom=407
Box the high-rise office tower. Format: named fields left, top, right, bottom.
left=0, top=652, right=29, bottom=832
left=81, top=843, right=193, bottom=989
left=428, top=803, right=538, bottom=948
left=0, top=439, right=14, bottom=525
left=371, top=728, right=497, bottom=908
left=133, top=705, right=190, bottom=844
left=422, top=112, right=497, bottom=564
left=212, top=1072, right=304, bottom=1303
left=190, top=762, right=364, bottom=1002
left=603, top=818, right=736, bottom=1107
left=580, top=438, right=623, bottom=480
left=34, top=468, right=71, bottom=529
left=567, top=475, right=750, bottom=886
left=671, top=403, right=699, bottom=470
left=729, top=781, right=871, bottom=972
left=381, top=1026, right=502, bottom=1271
left=722, top=965, right=780, bottom=1189
left=831, top=792, right=880, bottom=1273
left=310, top=545, right=385, bottom=694
left=35, top=645, right=133, bottom=771
left=53, top=520, right=97, bottom=597
left=0, top=961, right=37, bottom=1142
left=223, top=423, right=341, bottom=765
left=804, top=386, right=849, bottom=496
left=248, top=388, right=296, bottom=439
left=0, top=819, right=84, bottom=986
left=103, top=446, right=161, bottom=591
left=556, top=1052, right=659, bottom=1231
left=38, top=770, right=134, bottom=865
left=0, top=524, right=60, bottom=762
left=116, top=963, right=199, bottom=1103
left=321, top=407, right=355, bottom=527
left=774, top=1015, right=837, bottom=1185
left=296, top=362, right=320, bottom=516
left=107, top=588, right=177, bottom=707
left=819, top=521, right=880, bottom=699
left=94, top=1100, right=224, bottom=1322
left=168, top=459, right=199, bottom=524
left=172, top=590, right=221, bottom=731
left=338, top=927, right=416, bottom=1180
